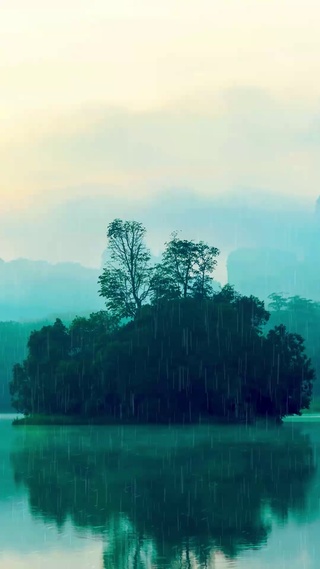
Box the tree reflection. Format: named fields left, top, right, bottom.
left=10, top=425, right=317, bottom=568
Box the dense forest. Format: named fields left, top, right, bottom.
left=0, top=320, right=63, bottom=411
left=268, top=293, right=320, bottom=392
left=9, top=220, right=316, bottom=423
left=0, top=314, right=88, bottom=411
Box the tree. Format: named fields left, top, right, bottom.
left=10, top=362, right=31, bottom=415
left=9, top=319, right=70, bottom=415
left=286, top=296, right=315, bottom=311
left=236, top=294, right=270, bottom=333
left=98, top=219, right=152, bottom=319
left=214, top=285, right=269, bottom=332
left=261, top=325, right=315, bottom=417
left=214, top=284, right=240, bottom=304
left=267, top=294, right=320, bottom=397
left=155, top=233, right=220, bottom=300
left=268, top=292, right=289, bottom=311
left=191, top=241, right=220, bottom=298
left=11, top=226, right=316, bottom=424
left=69, top=311, right=118, bottom=357
left=149, top=263, right=180, bottom=303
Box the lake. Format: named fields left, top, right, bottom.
left=0, top=414, right=320, bottom=568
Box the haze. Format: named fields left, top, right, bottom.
left=1, top=0, right=320, bottom=307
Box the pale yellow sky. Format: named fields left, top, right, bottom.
left=1, top=0, right=320, bottom=210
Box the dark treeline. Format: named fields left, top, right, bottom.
left=0, top=314, right=88, bottom=411
left=10, top=220, right=316, bottom=423
left=267, top=293, right=320, bottom=395
left=0, top=320, right=61, bottom=411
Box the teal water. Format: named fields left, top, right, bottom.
left=1, top=414, right=320, bottom=568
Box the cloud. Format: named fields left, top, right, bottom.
left=2, top=1, right=320, bottom=210
left=22, top=88, right=320, bottom=206
left=1, top=87, right=319, bottom=283
left=0, top=184, right=316, bottom=286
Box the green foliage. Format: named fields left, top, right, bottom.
left=98, top=220, right=220, bottom=318
left=9, top=221, right=315, bottom=423
left=149, top=263, right=181, bottom=303
left=264, top=325, right=314, bottom=415
left=267, top=293, right=320, bottom=396
left=98, top=219, right=152, bottom=319
left=0, top=314, right=90, bottom=411
left=268, top=292, right=289, bottom=311
left=10, top=294, right=314, bottom=423
left=9, top=313, right=117, bottom=416
left=159, top=232, right=220, bottom=299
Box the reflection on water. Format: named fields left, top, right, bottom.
left=1, top=418, right=320, bottom=568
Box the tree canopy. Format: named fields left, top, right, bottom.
left=98, top=219, right=152, bottom=319
left=98, top=222, right=220, bottom=318
left=10, top=219, right=316, bottom=423
left=156, top=232, right=220, bottom=300
left=10, top=292, right=315, bottom=423
left=267, top=293, right=320, bottom=396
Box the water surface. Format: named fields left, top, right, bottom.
left=1, top=414, right=320, bottom=568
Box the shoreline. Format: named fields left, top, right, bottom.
left=11, top=413, right=284, bottom=427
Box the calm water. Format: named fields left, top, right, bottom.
left=0, top=415, right=320, bottom=568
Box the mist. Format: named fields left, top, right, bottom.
left=0, top=186, right=317, bottom=294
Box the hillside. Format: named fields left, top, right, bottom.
left=0, top=258, right=104, bottom=321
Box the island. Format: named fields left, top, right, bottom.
left=10, top=219, right=315, bottom=425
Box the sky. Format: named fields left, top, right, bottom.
left=1, top=0, right=320, bottom=265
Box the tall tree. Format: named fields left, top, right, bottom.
left=191, top=241, right=220, bottom=298
left=98, top=219, right=152, bottom=319
left=150, top=263, right=180, bottom=303
left=155, top=233, right=220, bottom=300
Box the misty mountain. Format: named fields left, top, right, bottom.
left=0, top=187, right=313, bottom=285
left=0, top=254, right=105, bottom=410
left=227, top=240, right=320, bottom=303
left=226, top=194, right=320, bottom=302
left=0, top=258, right=104, bottom=321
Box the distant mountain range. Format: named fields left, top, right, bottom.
left=0, top=258, right=104, bottom=321
left=227, top=244, right=320, bottom=303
